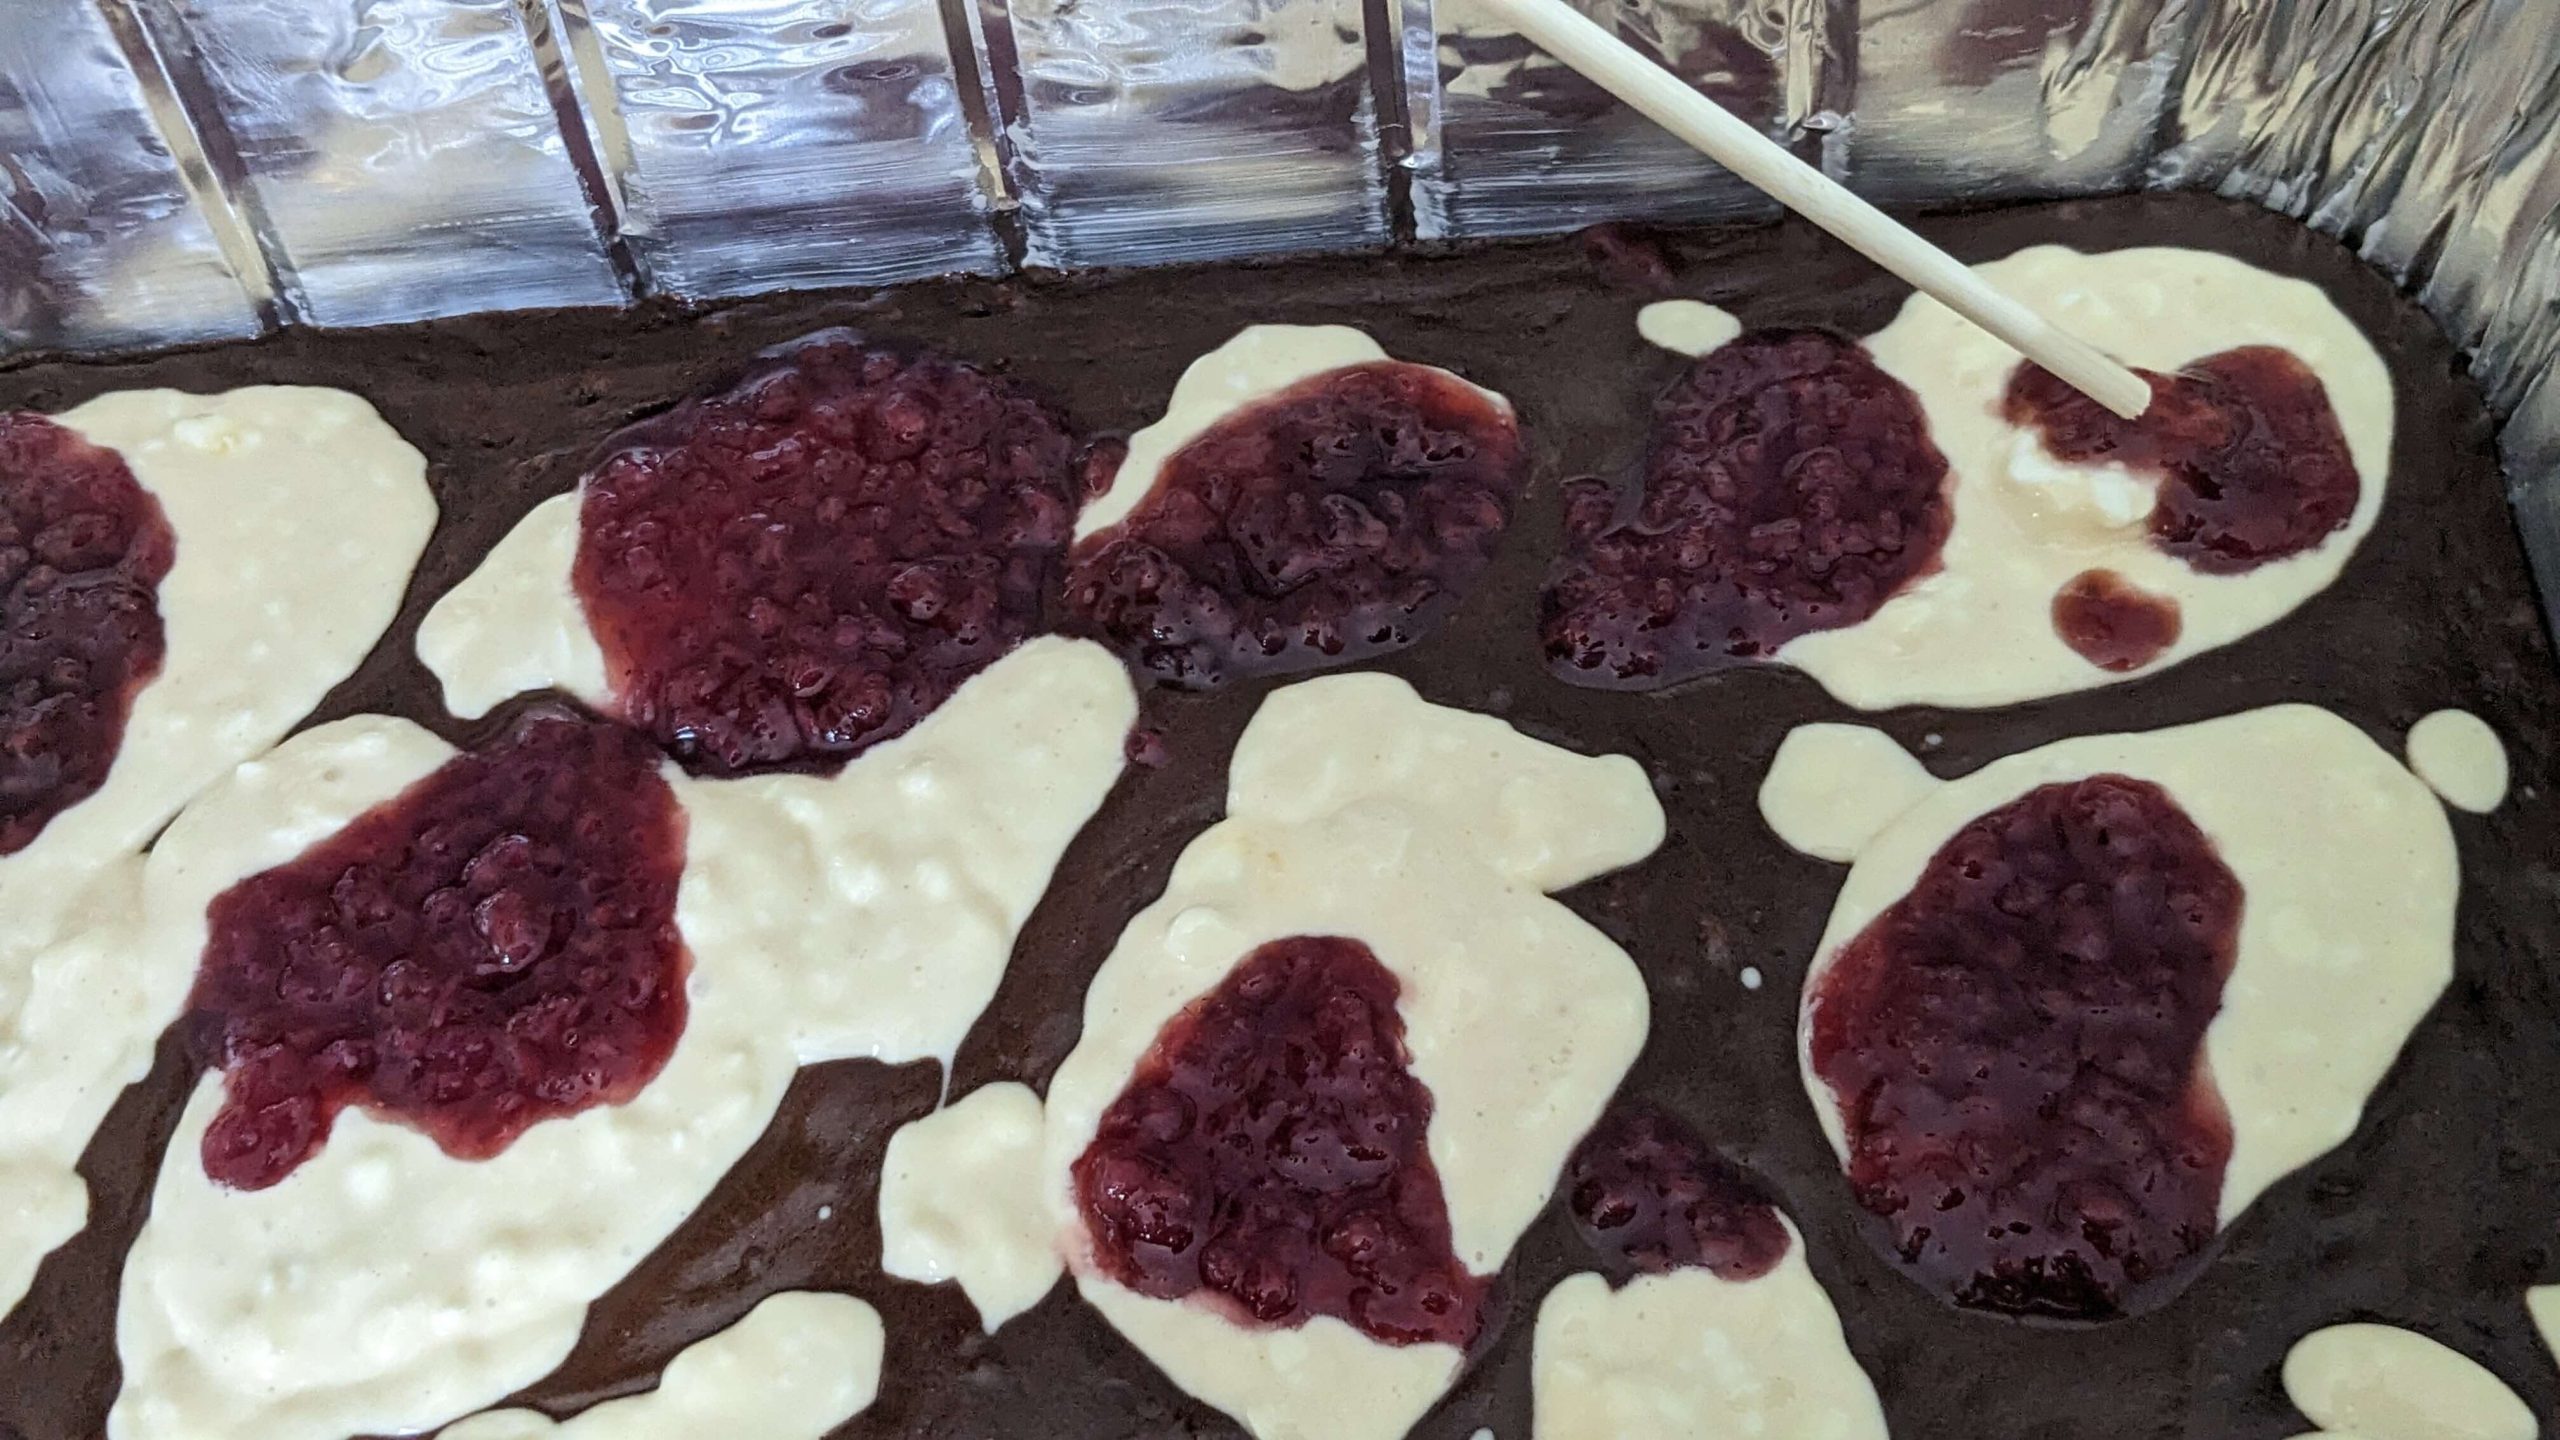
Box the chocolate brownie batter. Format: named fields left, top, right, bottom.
left=3, top=193, right=2556, bottom=1440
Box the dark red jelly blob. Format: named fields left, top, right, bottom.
left=1072, top=935, right=1487, bottom=1348
left=572, top=332, right=1080, bottom=776
left=2003, top=346, right=2360, bottom=574
left=188, top=713, right=689, bottom=1191
left=1077, top=436, right=1130, bottom=506
left=1542, top=329, right=1952, bottom=688
left=1063, top=361, right=1524, bottom=690
left=2052, top=568, right=2181, bottom=672
left=1566, top=1104, right=1791, bottom=1285
left=1579, top=224, right=1678, bottom=295
left=1123, top=725, right=1168, bottom=769
left=0, top=413, right=175, bottom=856
left=1807, top=775, right=2242, bottom=1322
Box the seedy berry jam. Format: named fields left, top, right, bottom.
left=1542, top=329, right=1951, bottom=688
left=1072, top=935, right=1486, bottom=1347
left=1063, top=361, right=1523, bottom=690
left=1807, top=775, right=2240, bottom=1322
left=188, top=713, right=689, bottom=1191
left=2052, top=568, right=2181, bottom=672
left=572, top=332, right=1081, bottom=777
left=2004, top=346, right=2360, bottom=574
left=1566, top=1103, right=1790, bottom=1284
left=0, top=412, right=175, bottom=855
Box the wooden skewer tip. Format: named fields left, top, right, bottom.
left=1480, top=0, right=2153, bottom=420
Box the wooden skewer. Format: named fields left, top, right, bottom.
left=1478, top=0, right=2155, bottom=420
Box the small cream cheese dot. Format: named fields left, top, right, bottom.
left=2407, top=709, right=2509, bottom=813
left=1635, top=300, right=1743, bottom=358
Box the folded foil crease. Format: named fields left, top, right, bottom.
left=119, top=0, right=627, bottom=329
left=554, top=0, right=997, bottom=298
left=1, top=0, right=2554, bottom=625
left=977, top=0, right=1387, bottom=269
left=0, top=2, right=259, bottom=350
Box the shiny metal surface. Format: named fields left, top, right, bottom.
left=1, top=0, right=2555, bottom=624
left=129, top=0, right=624, bottom=328
left=975, top=0, right=1386, bottom=267
left=1409, top=0, right=1783, bottom=238
left=1842, top=0, right=2183, bottom=203
left=558, top=0, right=998, bottom=296
left=0, top=2, right=260, bottom=349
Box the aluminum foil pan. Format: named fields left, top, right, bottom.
left=2, top=0, right=2555, bottom=625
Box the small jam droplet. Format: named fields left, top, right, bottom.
left=2052, top=568, right=2182, bottom=672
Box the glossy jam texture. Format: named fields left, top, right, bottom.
left=1072, top=935, right=1486, bottom=1348
left=1807, top=775, right=2241, bottom=1322
left=2051, top=568, right=2182, bottom=672
left=1566, top=1104, right=1790, bottom=1284
left=1064, top=362, right=1523, bottom=689
left=189, top=715, right=689, bottom=1191
left=0, top=413, right=175, bottom=855
left=573, top=334, right=1080, bottom=776
left=1543, top=330, right=1951, bottom=688
left=2004, top=346, right=2360, bottom=574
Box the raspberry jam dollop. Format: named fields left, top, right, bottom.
left=0, top=412, right=175, bottom=856
left=1543, top=330, right=1951, bottom=688
left=2003, top=346, right=2360, bottom=574
left=1072, top=935, right=1486, bottom=1347
left=1064, top=361, right=1523, bottom=689
left=1807, top=775, right=2241, bottom=1322
left=1566, top=1104, right=1790, bottom=1284
left=573, top=332, right=1080, bottom=776
left=2052, top=568, right=2182, bottom=672
left=188, top=714, right=689, bottom=1191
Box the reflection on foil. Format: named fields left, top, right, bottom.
left=1935, top=0, right=2096, bottom=89
left=570, top=0, right=998, bottom=297
left=133, top=0, right=623, bottom=328
left=979, top=0, right=1386, bottom=267
left=1435, top=9, right=1775, bottom=113
left=1413, top=0, right=1786, bottom=238
left=0, top=3, right=256, bottom=350
left=1840, top=0, right=2181, bottom=202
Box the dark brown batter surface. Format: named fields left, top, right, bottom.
left=4, top=193, right=2557, bottom=1439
